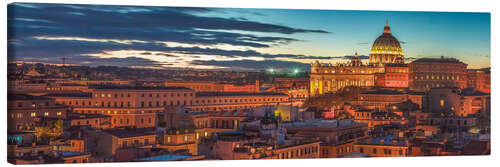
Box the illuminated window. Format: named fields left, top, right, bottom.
left=196, top=133, right=200, bottom=140
left=204, top=131, right=208, bottom=137
left=440, top=99, right=445, bottom=107
left=184, top=135, right=188, bottom=142
left=30, top=112, right=36, bottom=117
left=44, top=112, right=49, bottom=116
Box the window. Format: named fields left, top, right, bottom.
left=167, top=136, right=171, bottom=143
left=384, top=149, right=392, bottom=155
left=30, top=112, right=36, bottom=117
left=184, top=135, right=188, bottom=142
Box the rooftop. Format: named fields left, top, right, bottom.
left=56, top=151, right=89, bottom=157
left=362, top=89, right=407, bottom=95
left=283, top=119, right=364, bottom=129
left=338, top=152, right=371, bottom=158
left=412, top=57, right=465, bottom=64
left=462, top=140, right=490, bottom=155
left=8, top=94, right=51, bottom=101
left=461, top=88, right=490, bottom=96
left=356, top=135, right=407, bottom=146
left=135, top=154, right=196, bottom=161
left=104, top=128, right=157, bottom=138
left=44, top=92, right=92, bottom=98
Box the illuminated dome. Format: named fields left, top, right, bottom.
left=369, top=20, right=404, bottom=64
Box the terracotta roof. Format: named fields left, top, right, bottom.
left=462, top=140, right=490, bottom=155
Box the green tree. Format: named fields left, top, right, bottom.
left=303, top=86, right=361, bottom=108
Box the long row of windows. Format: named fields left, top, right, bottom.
left=413, top=75, right=460, bottom=81
left=11, top=111, right=62, bottom=118
left=277, top=145, right=318, bottom=159
left=95, top=92, right=194, bottom=98
left=59, top=97, right=286, bottom=108
left=358, top=147, right=405, bottom=155
left=121, top=137, right=153, bottom=148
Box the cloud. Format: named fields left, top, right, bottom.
left=343, top=55, right=369, bottom=59
left=190, top=59, right=310, bottom=71
left=7, top=3, right=333, bottom=71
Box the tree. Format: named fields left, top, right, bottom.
left=303, top=86, right=361, bottom=108
left=35, top=119, right=64, bottom=144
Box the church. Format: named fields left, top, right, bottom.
left=310, top=21, right=409, bottom=96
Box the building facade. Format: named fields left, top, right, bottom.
left=310, top=21, right=404, bottom=96
left=408, top=57, right=468, bottom=91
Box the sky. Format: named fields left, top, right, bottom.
left=7, top=3, right=491, bottom=71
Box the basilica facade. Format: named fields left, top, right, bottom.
left=310, top=21, right=407, bottom=95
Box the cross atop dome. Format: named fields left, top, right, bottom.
left=384, top=19, right=391, bottom=34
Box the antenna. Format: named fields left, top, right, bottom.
left=62, top=56, right=67, bottom=67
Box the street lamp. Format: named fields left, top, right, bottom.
left=292, top=68, right=300, bottom=77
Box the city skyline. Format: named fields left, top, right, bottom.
left=8, top=3, right=490, bottom=71
left=6, top=3, right=491, bottom=164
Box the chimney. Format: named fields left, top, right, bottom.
left=255, top=80, right=260, bottom=93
